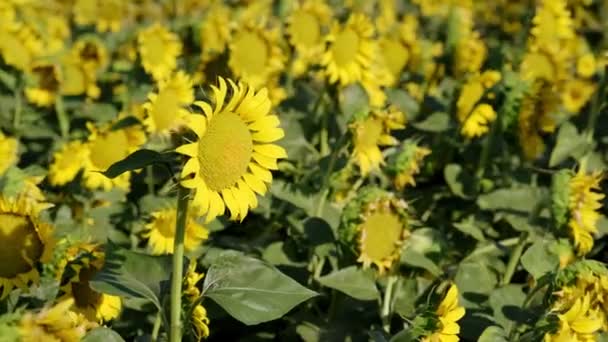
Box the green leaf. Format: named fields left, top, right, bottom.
left=521, top=240, right=559, bottom=280
left=90, top=243, right=172, bottom=311
left=477, top=186, right=546, bottom=213
left=488, top=285, right=526, bottom=330
left=478, top=326, right=508, bottom=342
left=387, top=88, right=420, bottom=120
left=270, top=180, right=314, bottom=214
left=412, top=112, right=451, bottom=132
left=262, top=242, right=305, bottom=267
left=317, top=266, right=379, bottom=301
left=444, top=164, right=475, bottom=199
left=102, top=149, right=177, bottom=178
left=0, top=69, right=16, bottom=90
left=453, top=216, right=486, bottom=241
left=393, top=277, right=418, bottom=318
left=82, top=327, right=125, bottom=342
left=340, top=83, right=369, bottom=119
left=550, top=121, right=589, bottom=167
left=400, top=248, right=442, bottom=276
left=203, top=251, right=318, bottom=325
left=455, top=261, right=498, bottom=307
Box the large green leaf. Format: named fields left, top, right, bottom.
left=477, top=186, right=546, bottom=213
left=478, top=326, right=508, bottom=342
left=202, top=251, right=318, bottom=325
left=444, top=164, right=475, bottom=199
left=102, top=149, right=177, bottom=178
left=317, top=266, right=379, bottom=301
left=412, top=112, right=451, bottom=132
left=82, top=327, right=125, bottom=342
left=488, top=285, right=527, bottom=330
left=549, top=121, right=589, bottom=167
left=521, top=240, right=559, bottom=280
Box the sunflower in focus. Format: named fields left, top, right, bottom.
left=183, top=262, right=210, bottom=340
left=142, top=71, right=194, bottom=135
left=25, top=61, right=61, bottom=107
left=138, top=23, right=182, bottom=82
left=388, top=140, right=431, bottom=190
left=0, top=131, right=18, bottom=176
left=19, top=299, right=91, bottom=342
left=321, top=13, right=374, bottom=86
left=0, top=196, right=55, bottom=299
left=143, top=208, right=209, bottom=255
left=58, top=244, right=121, bottom=323
left=422, top=284, right=466, bottom=342
left=544, top=295, right=602, bottom=342
left=176, top=77, right=286, bottom=223
left=350, top=107, right=405, bottom=175
left=567, top=171, right=604, bottom=255
left=340, top=188, right=410, bottom=274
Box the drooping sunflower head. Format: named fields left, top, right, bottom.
left=340, top=187, right=410, bottom=275
left=137, top=23, right=182, bottom=81
left=142, top=71, right=194, bottom=135
left=350, top=106, right=405, bottom=176
left=19, top=299, right=91, bottom=342
left=58, top=244, right=121, bottom=323
left=0, top=196, right=55, bottom=299
left=183, top=262, right=210, bottom=340
left=176, top=77, right=287, bottom=223
left=24, top=61, right=61, bottom=107
left=387, top=140, right=431, bottom=190
left=321, top=13, right=375, bottom=86
left=143, top=208, right=209, bottom=255
left=0, top=131, right=18, bottom=176
left=567, top=170, right=604, bottom=256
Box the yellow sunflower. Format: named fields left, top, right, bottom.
left=0, top=131, right=18, bottom=176
left=142, top=71, right=194, bottom=135
left=176, top=77, right=287, bottom=223
left=423, top=284, right=466, bottom=342
left=0, top=22, right=43, bottom=71
left=577, top=53, right=596, bottom=78
left=58, top=245, right=121, bottom=322
left=0, top=196, right=55, bottom=299
left=228, top=20, right=286, bottom=89
left=562, top=79, right=596, bottom=114
left=48, top=141, right=89, bottom=187
left=321, top=13, right=375, bottom=86
left=389, top=140, right=431, bottom=190
left=25, top=62, right=61, bottom=107
left=138, top=23, right=182, bottom=82
left=71, top=37, right=109, bottom=76
left=351, top=107, right=405, bottom=175
left=73, top=0, right=130, bottom=33
left=19, top=299, right=91, bottom=342
left=200, top=2, right=232, bottom=63
left=184, top=262, right=210, bottom=340
left=143, top=208, right=209, bottom=255
left=286, top=0, right=332, bottom=76
left=568, top=171, right=604, bottom=255
left=544, top=295, right=602, bottom=342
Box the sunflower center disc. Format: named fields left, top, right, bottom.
left=0, top=213, right=42, bottom=278
left=358, top=118, right=383, bottom=149
left=359, top=212, right=403, bottom=262
left=198, top=112, right=253, bottom=191
left=232, top=32, right=268, bottom=76
left=332, top=28, right=359, bottom=66
left=151, top=88, right=182, bottom=131
left=89, top=130, right=130, bottom=170
left=72, top=266, right=103, bottom=308
left=291, top=11, right=320, bottom=47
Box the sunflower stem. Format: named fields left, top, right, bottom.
left=501, top=232, right=528, bottom=286
left=151, top=310, right=162, bottom=342
left=170, top=186, right=190, bottom=342
left=146, top=165, right=155, bottom=194
left=54, top=96, right=69, bottom=139
left=13, top=77, right=22, bottom=132
left=381, top=275, right=398, bottom=333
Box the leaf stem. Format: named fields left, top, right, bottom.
left=54, top=96, right=69, bottom=139
left=170, top=186, right=190, bottom=342
left=381, top=275, right=398, bottom=333
left=151, top=310, right=162, bottom=342
left=501, top=233, right=529, bottom=286
left=146, top=165, right=155, bottom=194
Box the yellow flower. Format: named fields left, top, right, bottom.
left=517, top=81, right=559, bottom=160
left=351, top=107, right=405, bottom=175
left=568, top=171, right=604, bottom=255
left=183, top=262, right=210, bottom=339
left=25, top=62, right=61, bottom=107
left=176, top=78, right=286, bottom=223
left=48, top=141, right=89, bottom=187
left=138, top=23, right=182, bottom=82
left=423, top=284, right=466, bottom=342
left=530, top=0, right=574, bottom=55
left=19, top=299, right=90, bottom=342
left=200, top=2, right=231, bottom=63
left=456, top=70, right=501, bottom=125
left=142, top=71, right=194, bottom=135
left=577, top=53, right=596, bottom=78
left=0, top=131, right=18, bottom=176
left=228, top=21, right=285, bottom=89
left=321, top=13, right=374, bottom=86
left=71, top=38, right=109, bottom=76
left=562, top=79, right=596, bottom=114
left=544, top=295, right=602, bottom=342
left=0, top=22, right=43, bottom=71
left=59, top=245, right=121, bottom=323
left=0, top=196, right=55, bottom=299
left=377, top=34, right=409, bottom=85
left=143, top=208, right=209, bottom=255
left=461, top=104, right=497, bottom=138
left=452, top=7, right=487, bottom=75
left=192, top=304, right=211, bottom=340
left=73, top=0, right=130, bottom=33
left=389, top=141, right=431, bottom=190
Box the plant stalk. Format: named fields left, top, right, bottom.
left=54, top=96, right=69, bottom=139
left=381, top=275, right=398, bottom=333
left=170, top=186, right=190, bottom=342
left=501, top=233, right=528, bottom=286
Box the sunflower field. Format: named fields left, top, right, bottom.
left=3, top=0, right=608, bottom=341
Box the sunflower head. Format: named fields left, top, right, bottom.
left=387, top=140, right=431, bottom=190
left=422, top=283, right=466, bottom=342
left=19, top=299, right=92, bottom=342
left=24, top=61, right=62, bottom=107
left=0, top=196, right=55, bottom=299
left=142, top=71, right=194, bottom=135
left=176, top=77, right=287, bottom=223
left=340, top=187, right=410, bottom=274
left=58, top=244, right=121, bottom=323
left=143, top=208, right=209, bottom=255
left=71, top=37, right=109, bottom=75
left=137, top=23, right=182, bottom=81
left=567, top=170, right=604, bottom=255
left=200, top=2, right=232, bottom=63
left=0, top=22, right=43, bottom=71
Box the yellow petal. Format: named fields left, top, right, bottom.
left=176, top=142, right=198, bottom=157
left=253, top=144, right=287, bottom=159
left=252, top=128, right=284, bottom=143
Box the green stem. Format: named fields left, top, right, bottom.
left=381, top=275, right=398, bottom=333
left=170, top=186, right=190, bottom=342
left=54, top=96, right=69, bottom=139
left=151, top=311, right=162, bottom=342
left=501, top=233, right=528, bottom=286
left=13, top=81, right=22, bottom=132
left=146, top=165, right=155, bottom=194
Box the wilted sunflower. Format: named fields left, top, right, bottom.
left=142, top=71, right=194, bottom=135
left=184, top=262, right=210, bottom=340
left=340, top=188, right=410, bottom=274
left=19, top=299, right=91, bottom=342
left=567, top=171, right=604, bottom=255
left=0, top=131, right=18, bottom=176
left=456, top=70, right=501, bottom=138
left=422, top=284, right=466, bottom=342
left=0, top=196, right=54, bottom=299
left=25, top=61, right=61, bottom=107
left=58, top=244, right=121, bottom=322
left=388, top=140, right=431, bottom=190
left=138, top=23, right=182, bottom=81
left=321, top=13, right=374, bottom=85
left=143, top=208, right=209, bottom=255
left=176, top=77, right=286, bottom=222
left=350, top=107, right=405, bottom=175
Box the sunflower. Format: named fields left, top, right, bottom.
left=544, top=295, right=602, bottom=342
left=71, top=37, right=109, bottom=76
left=138, top=23, right=182, bottom=82
left=0, top=196, right=55, bottom=299
left=228, top=20, right=285, bottom=89
left=388, top=140, right=431, bottom=190
left=24, top=61, right=61, bottom=107
left=0, top=22, right=43, bottom=71
left=422, top=284, right=466, bottom=342
left=59, top=244, right=122, bottom=322
left=577, top=53, right=596, bottom=78
left=176, top=77, right=286, bottom=223
left=200, top=2, right=232, bottom=64
left=568, top=171, right=604, bottom=255
left=142, top=71, right=194, bottom=135
left=350, top=107, right=405, bottom=175
left=60, top=54, right=101, bottom=99
left=0, top=131, right=18, bottom=176
left=460, top=104, right=497, bottom=138
left=517, top=81, right=559, bottom=160
left=19, top=299, right=91, bottom=342
left=562, top=79, right=596, bottom=114
left=286, top=0, right=332, bottom=76
left=48, top=141, right=89, bottom=187
left=143, top=208, right=209, bottom=255
left=340, top=188, right=410, bottom=274
left=184, top=262, right=210, bottom=340
left=73, top=0, right=130, bottom=33
left=321, top=13, right=375, bottom=86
